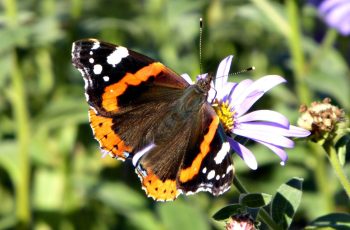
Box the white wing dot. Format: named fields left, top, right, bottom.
left=93, top=64, right=103, bottom=75
left=103, top=76, right=109, bottom=82
left=107, top=47, right=129, bottom=66
left=207, top=170, right=215, bottom=180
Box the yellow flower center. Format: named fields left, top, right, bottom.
left=212, top=99, right=235, bottom=132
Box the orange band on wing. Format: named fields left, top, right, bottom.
left=139, top=170, right=180, bottom=201
left=102, top=62, right=165, bottom=112
left=89, top=109, right=132, bottom=158
left=179, top=116, right=219, bottom=183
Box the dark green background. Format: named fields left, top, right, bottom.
left=0, top=0, right=349, bottom=229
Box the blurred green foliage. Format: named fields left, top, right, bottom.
left=0, top=0, right=349, bottom=229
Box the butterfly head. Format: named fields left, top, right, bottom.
left=196, top=73, right=214, bottom=94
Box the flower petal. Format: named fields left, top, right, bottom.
left=234, top=90, right=265, bottom=116
left=317, top=0, right=350, bottom=35
left=237, top=122, right=308, bottom=137
left=215, top=55, right=233, bottom=85
left=231, top=75, right=286, bottom=116
left=215, top=55, right=234, bottom=99
left=233, top=128, right=294, bottom=148
left=287, top=125, right=311, bottom=137
left=181, top=73, right=193, bottom=84
left=254, top=139, right=289, bottom=163
left=228, top=137, right=258, bottom=170
left=196, top=73, right=208, bottom=81
left=221, top=82, right=237, bottom=101
left=319, top=0, right=348, bottom=10
left=229, top=79, right=253, bottom=104
left=236, top=110, right=290, bottom=128
left=208, top=89, right=216, bottom=103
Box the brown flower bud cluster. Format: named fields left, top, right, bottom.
left=298, top=98, right=346, bottom=143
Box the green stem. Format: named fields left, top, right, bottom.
left=311, top=144, right=335, bottom=211
left=324, top=142, right=350, bottom=198
left=307, top=29, right=338, bottom=72
left=10, top=52, right=31, bottom=227
left=3, top=0, right=17, bottom=27
left=250, top=0, right=290, bottom=38
left=286, top=0, right=311, bottom=105
left=4, top=0, right=31, bottom=226
left=233, top=177, right=280, bottom=230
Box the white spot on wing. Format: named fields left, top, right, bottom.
left=71, top=42, right=77, bottom=58
left=107, top=47, right=129, bottom=67
left=214, top=142, right=230, bottom=164
left=202, top=167, right=207, bottom=174
left=226, top=165, right=233, bottom=174
left=93, top=64, right=102, bottom=74
left=103, top=76, right=109, bottom=82
left=216, top=175, right=220, bottom=180
left=89, top=51, right=93, bottom=55
left=89, top=106, right=98, bottom=116
left=84, top=92, right=89, bottom=101
left=207, top=170, right=215, bottom=180
left=132, top=143, right=156, bottom=166
left=89, top=58, right=94, bottom=63
left=91, top=42, right=100, bottom=50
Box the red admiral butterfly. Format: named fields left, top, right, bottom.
left=71, top=39, right=234, bottom=201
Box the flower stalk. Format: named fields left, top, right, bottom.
left=298, top=98, right=350, bottom=198
left=324, top=140, right=350, bottom=198
left=10, top=51, right=31, bottom=228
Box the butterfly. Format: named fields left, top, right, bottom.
left=71, top=39, right=234, bottom=201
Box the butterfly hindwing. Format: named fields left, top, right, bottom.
left=178, top=104, right=234, bottom=196
left=134, top=104, right=233, bottom=201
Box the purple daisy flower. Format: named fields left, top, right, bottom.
left=310, top=0, right=350, bottom=36
left=204, top=56, right=310, bottom=170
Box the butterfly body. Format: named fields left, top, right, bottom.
left=72, top=39, right=234, bottom=201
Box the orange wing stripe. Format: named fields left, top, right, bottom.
left=179, top=116, right=219, bottom=183
left=102, top=62, right=164, bottom=112
left=89, top=109, right=132, bottom=158
left=139, top=170, right=180, bottom=201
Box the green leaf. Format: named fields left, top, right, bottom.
left=240, top=193, right=272, bottom=208
left=271, top=177, right=303, bottom=229
left=96, top=182, right=162, bottom=230
left=0, top=141, right=20, bottom=185
left=305, top=41, right=350, bottom=109
left=306, top=213, right=350, bottom=229
left=212, top=204, right=244, bottom=221
left=157, top=199, right=210, bottom=230
left=33, top=168, right=65, bottom=210
left=96, top=182, right=147, bottom=211
left=33, top=97, right=88, bottom=131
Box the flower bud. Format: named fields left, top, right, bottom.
left=298, top=98, right=346, bottom=144
left=226, top=214, right=256, bottom=230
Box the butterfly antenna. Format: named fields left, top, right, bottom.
left=230, top=66, right=255, bottom=76
left=199, top=17, right=203, bottom=74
